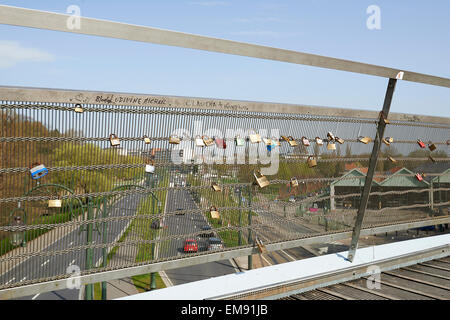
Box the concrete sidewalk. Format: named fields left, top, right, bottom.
left=104, top=244, right=139, bottom=299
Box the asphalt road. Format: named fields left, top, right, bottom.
left=161, top=180, right=237, bottom=287
left=2, top=192, right=146, bottom=300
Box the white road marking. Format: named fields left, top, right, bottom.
left=41, top=259, right=50, bottom=267
left=32, top=293, right=40, bottom=300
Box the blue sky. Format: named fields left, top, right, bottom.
left=0, top=0, right=449, bottom=117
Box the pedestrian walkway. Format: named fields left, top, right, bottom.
left=104, top=244, right=139, bottom=299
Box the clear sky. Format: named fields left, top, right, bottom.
left=0, top=0, right=449, bottom=117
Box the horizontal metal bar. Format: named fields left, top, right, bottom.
left=1, top=216, right=449, bottom=300
left=1, top=86, right=450, bottom=125
left=0, top=5, right=449, bottom=88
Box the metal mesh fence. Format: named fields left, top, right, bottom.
left=0, top=96, right=449, bottom=290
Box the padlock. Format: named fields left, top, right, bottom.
left=143, top=135, right=151, bottom=144
left=235, top=135, right=245, bottom=146
left=203, top=135, right=214, bottom=146
left=109, top=134, right=120, bottom=147
left=210, top=206, right=220, bottom=219
left=307, top=155, right=317, bottom=168
left=382, top=137, right=394, bottom=145
left=302, top=137, right=310, bottom=146
left=358, top=136, right=372, bottom=144
left=254, top=170, right=270, bottom=188
left=286, top=136, right=298, bottom=147
left=145, top=160, right=155, bottom=173
left=428, top=143, right=436, bottom=151
left=447, top=140, right=450, bottom=145
left=263, top=138, right=272, bottom=145
left=387, top=156, right=397, bottom=163
left=417, top=139, right=426, bottom=148
left=335, top=137, right=345, bottom=144
left=290, top=177, right=299, bottom=187
left=215, top=137, right=226, bottom=149
left=315, top=137, right=323, bottom=145
left=211, top=183, right=222, bottom=192
left=255, top=237, right=267, bottom=254
left=415, top=173, right=423, bottom=181
left=327, top=132, right=335, bottom=141
left=380, top=111, right=390, bottom=125
left=169, top=134, right=181, bottom=144
left=30, top=163, right=49, bottom=180
left=249, top=131, right=261, bottom=144
left=195, top=135, right=205, bottom=147
left=48, top=199, right=62, bottom=208
left=327, top=141, right=336, bottom=150
left=74, top=104, right=84, bottom=113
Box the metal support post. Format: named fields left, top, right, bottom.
left=85, top=197, right=94, bottom=300
left=238, top=188, right=243, bottom=246
left=347, top=78, right=397, bottom=262
left=247, top=186, right=253, bottom=270
left=101, top=197, right=108, bottom=300
left=150, top=178, right=156, bottom=290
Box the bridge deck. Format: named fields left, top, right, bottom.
left=117, top=234, right=450, bottom=300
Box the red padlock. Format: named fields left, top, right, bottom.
left=415, top=173, right=423, bottom=181
left=214, top=137, right=226, bottom=149
left=417, top=139, right=425, bottom=148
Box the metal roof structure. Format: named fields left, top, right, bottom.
left=117, top=234, right=449, bottom=300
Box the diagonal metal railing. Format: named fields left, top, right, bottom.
left=0, top=5, right=449, bottom=300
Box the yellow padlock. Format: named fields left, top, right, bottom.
left=327, top=141, right=336, bottom=150
left=358, top=136, right=372, bottom=144
left=210, top=206, right=220, bottom=219
left=109, top=134, right=120, bottom=147
left=48, top=199, right=62, bottom=208
left=169, top=134, right=181, bottom=144
left=211, top=183, right=222, bottom=192
left=387, top=156, right=397, bottom=163
left=203, top=135, right=214, bottom=146
left=290, top=177, right=299, bottom=187
left=286, top=136, right=298, bottom=147
left=74, top=104, right=84, bottom=113
left=249, top=131, right=261, bottom=144
left=382, top=137, right=394, bottom=145
left=335, top=137, right=345, bottom=144
left=307, top=155, right=317, bottom=168
left=143, top=135, right=151, bottom=144
left=254, top=170, right=269, bottom=188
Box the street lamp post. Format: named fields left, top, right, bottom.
left=9, top=207, right=27, bottom=248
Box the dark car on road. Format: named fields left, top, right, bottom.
left=199, top=225, right=214, bottom=238
left=207, top=237, right=224, bottom=251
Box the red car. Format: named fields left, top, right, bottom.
left=183, top=239, right=198, bottom=253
